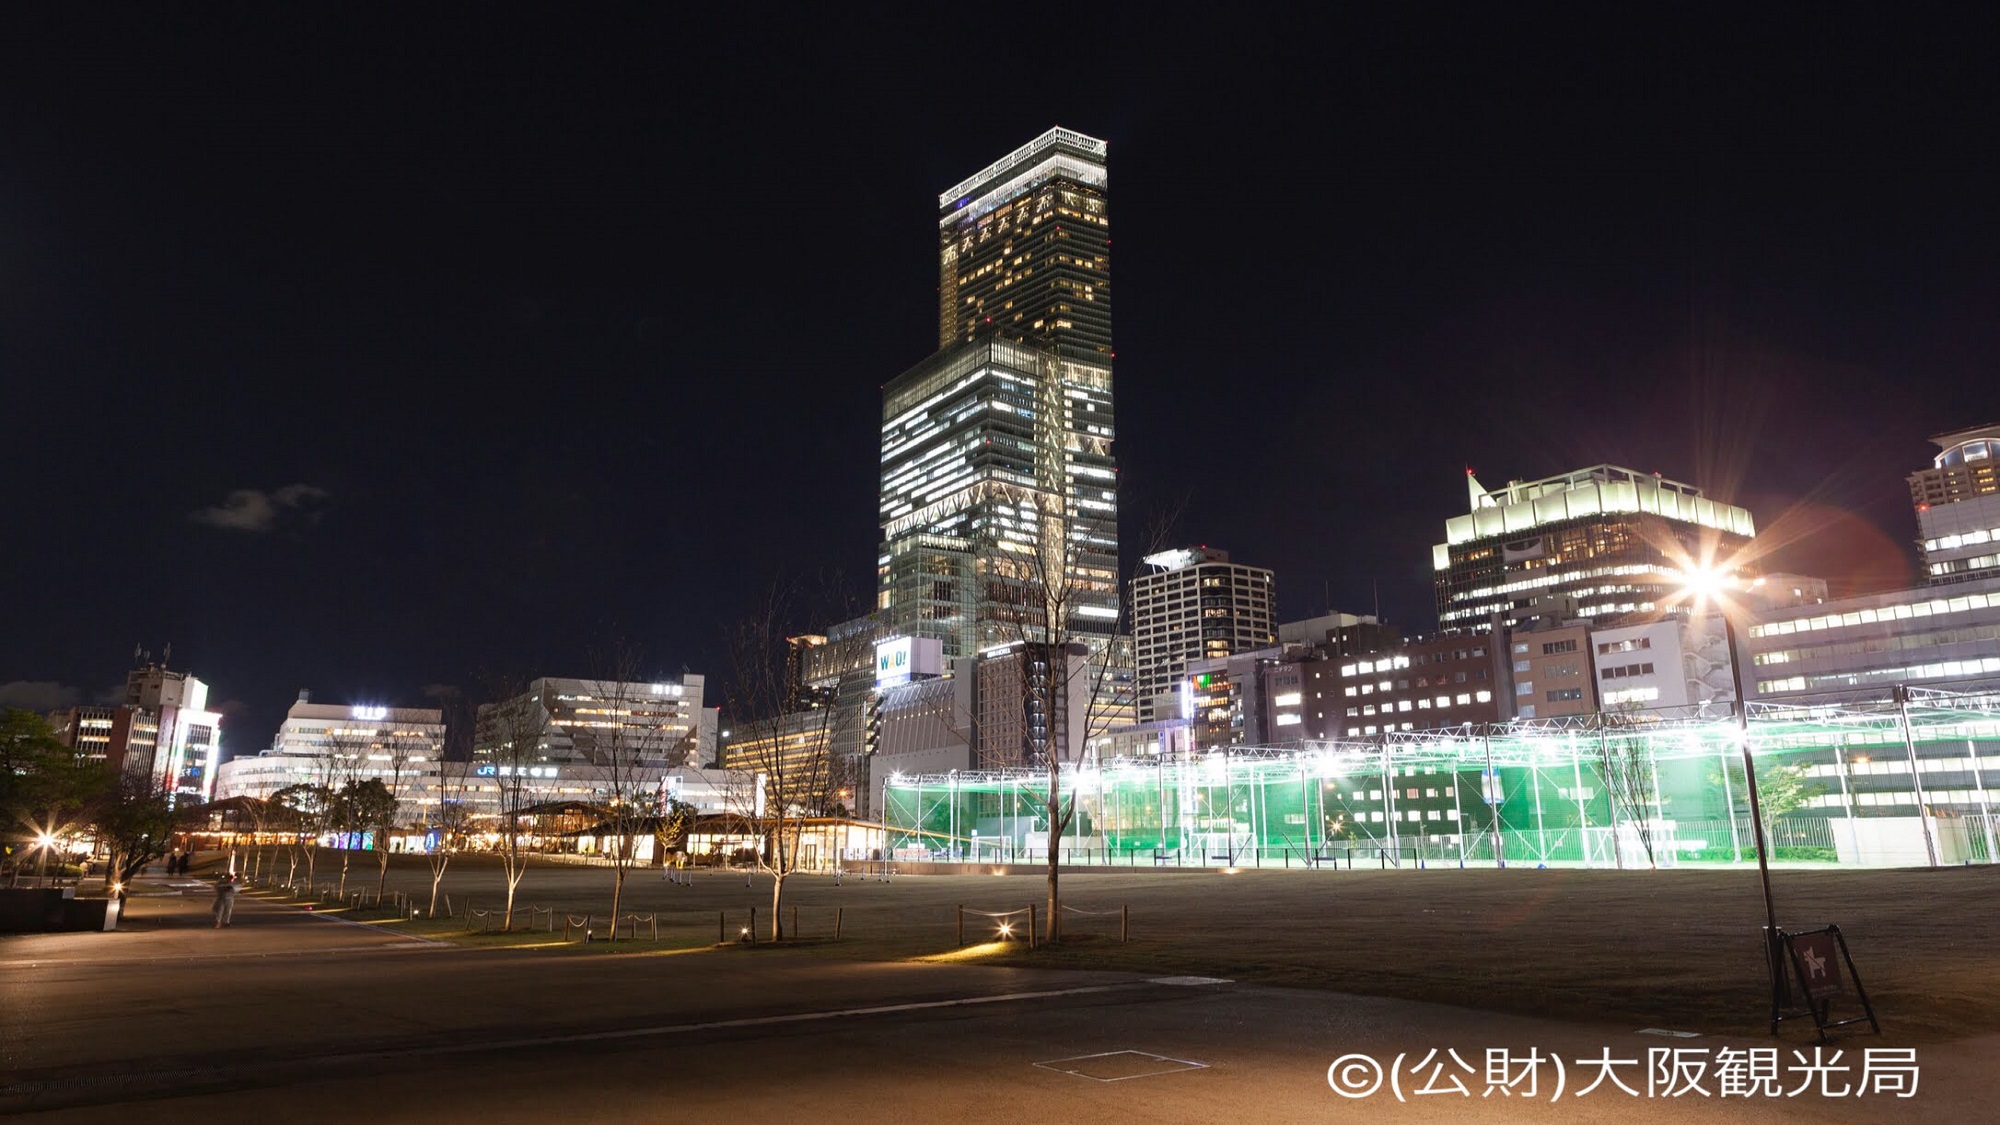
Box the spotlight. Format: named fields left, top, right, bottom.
left=997, top=921, right=1014, bottom=939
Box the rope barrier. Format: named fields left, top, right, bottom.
left=1059, top=903, right=1130, bottom=942
left=957, top=905, right=1037, bottom=948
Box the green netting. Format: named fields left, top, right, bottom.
left=883, top=691, right=2000, bottom=869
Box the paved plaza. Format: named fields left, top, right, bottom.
left=2, top=864, right=1993, bottom=1122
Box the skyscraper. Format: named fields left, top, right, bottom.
left=879, top=127, right=1119, bottom=659
left=937, top=127, right=1111, bottom=361
left=1433, top=465, right=1756, bottom=632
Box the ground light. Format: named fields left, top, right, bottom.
left=997, top=921, right=1013, bottom=939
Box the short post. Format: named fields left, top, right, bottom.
left=791, top=905, right=798, bottom=941
left=749, top=905, right=757, bottom=942
left=956, top=905, right=964, bottom=946
left=1028, top=903, right=1037, bottom=950
left=835, top=906, right=843, bottom=940
left=718, top=910, right=725, bottom=944
left=1121, top=904, right=1129, bottom=944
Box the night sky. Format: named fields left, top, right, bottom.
left=6, top=6, right=1998, bottom=755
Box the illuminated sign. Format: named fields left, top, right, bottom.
left=876, top=637, right=914, bottom=688
left=875, top=635, right=944, bottom=688
left=352, top=705, right=388, bottom=722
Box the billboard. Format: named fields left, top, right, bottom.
left=875, top=635, right=943, bottom=688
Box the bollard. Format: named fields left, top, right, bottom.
left=835, top=907, right=843, bottom=941
left=956, top=905, right=964, bottom=946
left=718, top=910, right=725, bottom=944
left=791, top=905, right=798, bottom=941
left=749, top=905, right=757, bottom=942
left=1027, top=904, right=1037, bottom=950
left=1121, top=904, right=1129, bottom=944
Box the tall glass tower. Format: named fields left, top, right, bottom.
left=879, top=127, right=1119, bottom=660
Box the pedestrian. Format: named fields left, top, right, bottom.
left=166, top=849, right=180, bottom=875
left=211, top=872, right=238, bottom=928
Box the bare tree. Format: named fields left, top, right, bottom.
left=424, top=755, right=473, bottom=917
left=724, top=576, right=855, bottom=941
left=476, top=673, right=548, bottom=931
left=984, top=482, right=1134, bottom=944
left=585, top=640, right=679, bottom=941
left=1595, top=716, right=1660, bottom=869
left=373, top=717, right=430, bottom=900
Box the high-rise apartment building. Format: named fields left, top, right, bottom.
left=1910, top=423, right=2000, bottom=585
left=879, top=127, right=1119, bottom=660
left=1130, top=548, right=1275, bottom=722
left=1434, top=466, right=1756, bottom=632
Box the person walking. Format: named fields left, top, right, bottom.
left=211, top=872, right=239, bottom=928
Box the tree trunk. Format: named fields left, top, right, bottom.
left=769, top=871, right=785, bottom=941
left=428, top=862, right=447, bottom=917
left=1045, top=771, right=1063, bottom=944
left=609, top=867, right=626, bottom=942
left=376, top=832, right=391, bottom=900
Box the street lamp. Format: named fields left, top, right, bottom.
left=1681, top=566, right=1786, bottom=1026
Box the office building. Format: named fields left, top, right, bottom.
left=1747, top=575, right=2000, bottom=700
left=1312, top=636, right=1504, bottom=739
left=112, top=664, right=224, bottom=803
left=1130, top=548, right=1276, bottom=723
left=879, top=128, right=1119, bottom=661
left=215, top=692, right=447, bottom=812
left=1279, top=612, right=1402, bottom=658
left=1503, top=622, right=1596, bottom=721
left=1434, top=465, right=1756, bottom=633
left=1911, top=423, right=2000, bottom=586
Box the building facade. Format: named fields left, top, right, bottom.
left=1131, top=548, right=1276, bottom=723
left=1747, top=575, right=2000, bottom=700
left=1912, top=423, right=2000, bottom=586
left=1434, top=466, right=1756, bottom=633
left=215, top=693, right=448, bottom=818
left=879, top=127, right=1119, bottom=663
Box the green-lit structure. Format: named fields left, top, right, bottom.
left=883, top=688, right=2000, bottom=869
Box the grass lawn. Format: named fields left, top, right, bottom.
left=229, top=850, right=2000, bottom=1042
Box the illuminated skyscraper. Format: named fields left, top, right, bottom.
left=1433, top=465, right=1756, bottom=632
left=879, top=128, right=1119, bottom=659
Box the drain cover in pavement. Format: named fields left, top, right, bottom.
left=1033, top=1050, right=1209, bottom=1082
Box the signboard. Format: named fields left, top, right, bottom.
left=1788, top=931, right=1846, bottom=1001
left=875, top=636, right=943, bottom=688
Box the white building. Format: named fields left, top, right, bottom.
left=215, top=693, right=446, bottom=821
left=1747, top=576, right=2000, bottom=700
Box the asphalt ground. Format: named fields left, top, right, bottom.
left=3, top=884, right=1992, bottom=1123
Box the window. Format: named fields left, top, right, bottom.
left=1547, top=688, right=1584, bottom=702
left=1516, top=681, right=1535, bottom=696
left=1541, top=639, right=1578, bottom=655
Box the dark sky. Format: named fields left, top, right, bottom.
left=5, top=5, right=1998, bottom=755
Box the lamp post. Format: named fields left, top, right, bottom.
left=1686, top=570, right=1786, bottom=1026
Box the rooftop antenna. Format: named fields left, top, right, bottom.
left=163, top=642, right=173, bottom=666
left=1372, top=579, right=1381, bottom=620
